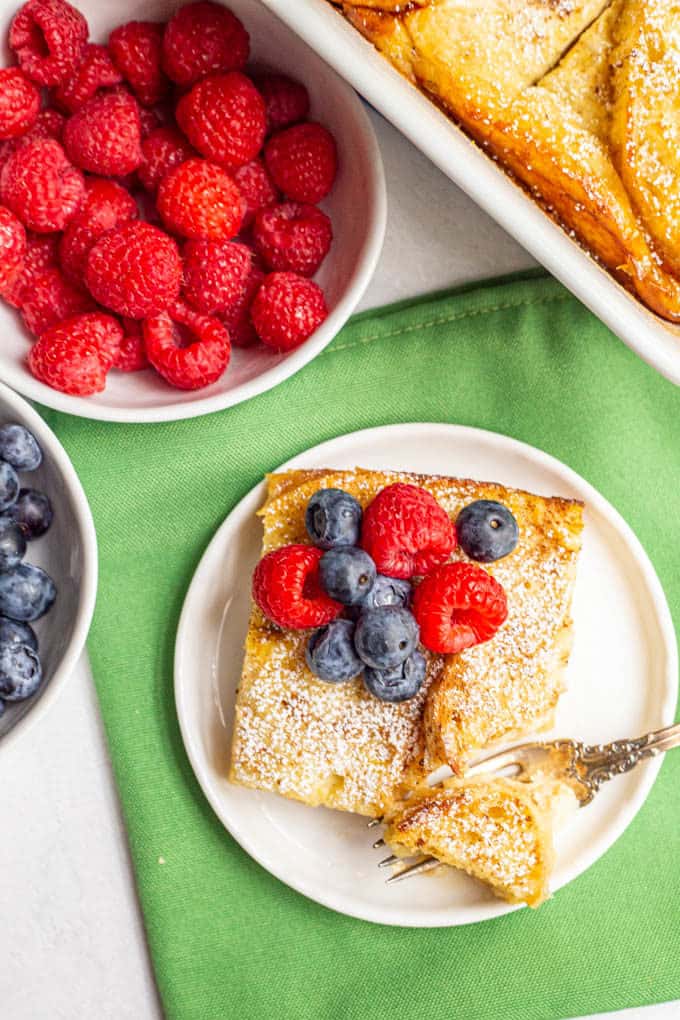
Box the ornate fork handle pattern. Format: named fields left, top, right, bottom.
left=563, top=723, right=680, bottom=803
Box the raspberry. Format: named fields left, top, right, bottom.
left=361, top=484, right=456, bottom=579
left=412, top=562, right=508, bottom=654
left=109, top=21, right=168, bottom=108
left=114, top=319, right=148, bottom=371
left=252, top=544, right=342, bottom=630
left=1, top=231, right=58, bottom=306
left=182, top=239, right=251, bottom=315
left=86, top=221, right=181, bottom=319
left=28, top=312, right=121, bottom=395
left=0, top=206, right=27, bottom=294
left=250, top=271, right=327, bottom=351
left=59, top=178, right=138, bottom=286
left=233, top=159, right=278, bottom=229
left=162, top=2, right=249, bottom=86
left=253, top=202, right=332, bottom=276
left=257, top=74, right=310, bottom=134
left=222, top=261, right=264, bottom=348
left=0, top=139, right=85, bottom=233
left=63, top=89, right=143, bottom=176
left=144, top=299, right=231, bottom=390
left=20, top=266, right=93, bottom=336
left=53, top=44, right=122, bottom=113
left=176, top=72, right=266, bottom=171
left=265, top=122, right=338, bottom=204
left=9, top=0, right=88, bottom=87
left=157, top=158, right=243, bottom=241
left=0, top=109, right=66, bottom=180
left=137, top=127, right=195, bottom=194
left=0, top=69, right=40, bottom=140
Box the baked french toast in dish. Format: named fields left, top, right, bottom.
left=229, top=468, right=583, bottom=836
left=330, top=0, right=680, bottom=322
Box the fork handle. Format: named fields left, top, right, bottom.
left=576, top=722, right=680, bottom=801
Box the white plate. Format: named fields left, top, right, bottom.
left=175, top=424, right=677, bottom=926
left=0, top=0, right=386, bottom=422
left=260, top=0, right=680, bottom=387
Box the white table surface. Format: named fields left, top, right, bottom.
left=2, top=111, right=677, bottom=1020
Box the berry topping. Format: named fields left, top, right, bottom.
left=9, top=0, right=88, bottom=87
left=157, top=158, right=243, bottom=241
left=354, top=606, right=419, bottom=671
left=250, top=271, right=327, bottom=351
left=257, top=73, right=310, bottom=134
left=53, top=43, right=123, bottom=113
left=0, top=139, right=85, bottom=233
left=182, top=239, right=251, bottom=316
left=0, top=206, right=27, bottom=294
left=28, top=312, right=121, bottom=395
left=360, top=575, right=412, bottom=612
left=109, top=21, right=168, bottom=108
left=86, top=221, right=181, bottom=319
left=63, top=89, right=143, bottom=176
left=305, top=488, right=362, bottom=549
left=233, top=158, right=278, bottom=228
left=412, top=561, right=508, bottom=655
left=0, top=517, right=26, bottom=571
left=252, top=544, right=342, bottom=630
left=0, top=616, right=38, bottom=652
left=0, top=462, right=19, bottom=511
left=265, top=122, right=337, bottom=204
left=138, top=126, right=196, bottom=194
left=0, top=424, right=42, bottom=471
left=253, top=201, right=332, bottom=277
left=305, top=618, right=363, bottom=683
left=176, top=71, right=266, bottom=171
left=11, top=488, right=53, bottom=540
left=361, top=484, right=456, bottom=580
left=0, top=562, right=56, bottom=621
left=0, top=643, right=42, bottom=700
left=59, top=177, right=138, bottom=286
left=19, top=266, right=93, bottom=337
left=144, top=300, right=231, bottom=390
left=162, top=2, right=249, bottom=86
left=0, top=68, right=40, bottom=140
left=456, top=500, right=519, bottom=563
left=319, top=546, right=377, bottom=606
left=363, top=650, right=426, bottom=704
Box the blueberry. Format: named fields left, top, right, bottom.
left=305, top=619, right=363, bottom=683
left=0, top=461, right=19, bottom=512
left=354, top=606, right=419, bottom=670
left=456, top=500, right=519, bottom=563
left=364, top=650, right=427, bottom=703
left=319, top=546, right=376, bottom=605
left=0, top=616, right=38, bottom=651
left=0, top=424, right=42, bottom=471
left=0, top=643, right=42, bottom=701
left=11, top=488, right=53, bottom=540
left=361, top=575, right=411, bottom=611
left=0, top=517, right=26, bottom=571
left=0, top=698, right=5, bottom=718
left=0, top=564, right=56, bottom=621
left=305, top=488, right=362, bottom=549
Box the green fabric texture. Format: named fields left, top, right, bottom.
left=42, top=272, right=680, bottom=1020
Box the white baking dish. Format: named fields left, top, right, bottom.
left=261, top=0, right=680, bottom=386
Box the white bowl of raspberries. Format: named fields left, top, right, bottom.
left=0, top=380, right=97, bottom=747
left=0, top=0, right=386, bottom=422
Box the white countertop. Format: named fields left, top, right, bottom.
left=1, top=111, right=676, bottom=1020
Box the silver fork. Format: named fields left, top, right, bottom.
left=373, top=721, right=680, bottom=884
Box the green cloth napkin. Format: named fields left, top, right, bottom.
left=43, top=271, right=680, bottom=1020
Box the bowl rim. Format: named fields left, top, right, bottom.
left=0, top=381, right=98, bottom=750
left=0, top=80, right=387, bottom=423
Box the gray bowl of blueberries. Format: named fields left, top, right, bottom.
left=0, top=381, right=97, bottom=746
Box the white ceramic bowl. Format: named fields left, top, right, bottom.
left=0, top=382, right=97, bottom=748
left=0, top=0, right=386, bottom=422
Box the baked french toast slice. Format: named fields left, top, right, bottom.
left=383, top=775, right=577, bottom=907
left=229, top=468, right=583, bottom=816
left=334, top=0, right=680, bottom=321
